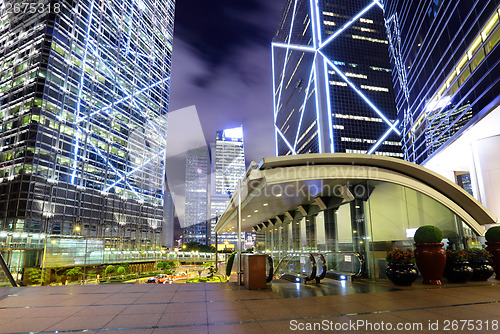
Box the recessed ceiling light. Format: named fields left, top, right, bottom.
left=263, top=203, right=269, bottom=206
left=254, top=210, right=259, bottom=213
left=276, top=194, right=282, bottom=197
left=247, top=215, right=251, bottom=218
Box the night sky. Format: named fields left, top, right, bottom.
left=169, top=0, right=284, bottom=165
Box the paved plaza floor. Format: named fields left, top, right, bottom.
left=0, top=278, right=500, bottom=333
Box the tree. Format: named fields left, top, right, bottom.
left=183, top=241, right=215, bottom=253
left=157, top=262, right=164, bottom=270
left=105, top=265, right=116, bottom=276
left=24, top=268, right=42, bottom=285
left=65, top=267, right=83, bottom=281
left=117, top=266, right=126, bottom=276
left=167, top=261, right=178, bottom=268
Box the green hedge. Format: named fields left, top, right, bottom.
left=414, top=225, right=443, bottom=243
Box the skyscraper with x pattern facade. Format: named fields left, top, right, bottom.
left=273, top=0, right=402, bottom=157
left=0, top=0, right=175, bottom=271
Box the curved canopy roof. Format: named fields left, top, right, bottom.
left=215, top=154, right=497, bottom=235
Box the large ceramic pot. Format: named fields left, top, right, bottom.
left=470, top=262, right=494, bottom=281
left=414, top=242, right=446, bottom=285
left=486, top=241, right=500, bottom=279
left=386, top=264, right=418, bottom=286
left=444, top=262, right=473, bottom=283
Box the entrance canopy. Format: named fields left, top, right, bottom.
left=215, top=154, right=497, bottom=235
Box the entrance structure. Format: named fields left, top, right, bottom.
left=215, top=154, right=497, bottom=280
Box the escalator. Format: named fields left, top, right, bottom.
left=271, top=251, right=363, bottom=283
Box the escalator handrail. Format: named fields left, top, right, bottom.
left=272, top=252, right=310, bottom=276
left=265, top=255, right=273, bottom=283
left=305, top=253, right=316, bottom=282
left=314, top=253, right=327, bottom=280
left=322, top=251, right=365, bottom=278
left=271, top=252, right=317, bottom=282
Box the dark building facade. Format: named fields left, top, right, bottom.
left=272, top=0, right=402, bottom=157
left=383, top=0, right=500, bottom=217
left=0, top=0, right=175, bottom=272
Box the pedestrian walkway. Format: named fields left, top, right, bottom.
left=0, top=278, right=499, bottom=333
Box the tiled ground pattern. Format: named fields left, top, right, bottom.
left=0, top=279, right=499, bottom=334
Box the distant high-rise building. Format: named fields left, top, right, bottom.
left=272, top=0, right=402, bottom=157
left=0, top=0, right=175, bottom=271
left=210, top=127, right=245, bottom=247
left=183, top=148, right=209, bottom=245
left=383, top=1, right=500, bottom=217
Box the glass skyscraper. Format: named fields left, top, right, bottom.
left=383, top=1, right=500, bottom=217
left=272, top=0, right=402, bottom=157
left=384, top=0, right=500, bottom=164
left=210, top=126, right=246, bottom=247
left=0, top=0, right=175, bottom=271
left=183, top=147, right=209, bottom=245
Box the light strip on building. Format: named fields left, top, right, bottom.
left=320, top=51, right=401, bottom=135
left=272, top=44, right=279, bottom=156
left=271, top=42, right=315, bottom=53
left=275, top=126, right=297, bottom=155
left=71, top=0, right=96, bottom=184
left=323, top=57, right=335, bottom=153
left=93, top=48, right=164, bottom=139
left=104, top=148, right=166, bottom=193
left=87, top=141, right=143, bottom=201
left=275, top=0, right=299, bottom=117
left=312, top=54, right=323, bottom=153
left=294, top=63, right=315, bottom=150
left=76, top=76, right=170, bottom=124
left=319, top=0, right=380, bottom=49
left=367, top=119, right=400, bottom=154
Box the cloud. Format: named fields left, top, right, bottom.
left=169, top=37, right=276, bottom=164
left=169, top=0, right=284, bottom=163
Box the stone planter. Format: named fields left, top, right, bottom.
left=444, top=261, right=473, bottom=283
left=386, top=264, right=418, bottom=286
left=414, top=242, right=446, bottom=285
left=470, top=262, right=494, bottom=281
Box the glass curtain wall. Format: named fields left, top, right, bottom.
left=257, top=180, right=482, bottom=280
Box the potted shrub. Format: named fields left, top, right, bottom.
left=413, top=225, right=446, bottom=285
left=468, top=249, right=494, bottom=281
left=485, top=226, right=500, bottom=279
left=385, top=249, right=418, bottom=286
left=443, top=249, right=473, bottom=283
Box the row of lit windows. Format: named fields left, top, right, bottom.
left=334, top=113, right=383, bottom=123
left=351, top=34, right=388, bottom=44
left=340, top=137, right=401, bottom=147
left=360, top=84, right=389, bottom=92
left=345, top=149, right=402, bottom=157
